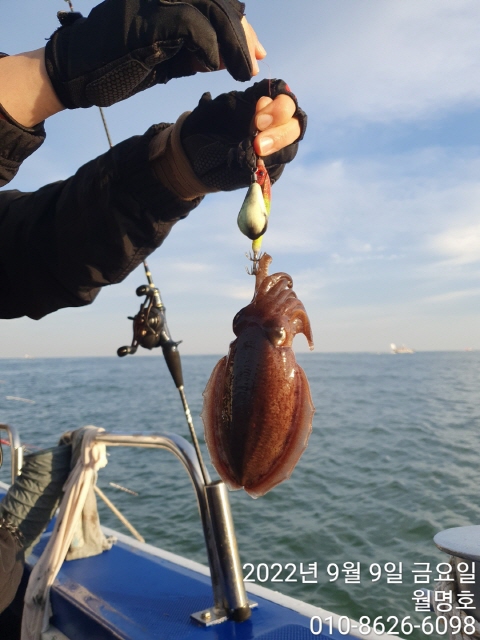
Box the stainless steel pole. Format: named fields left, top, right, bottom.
left=205, top=481, right=251, bottom=622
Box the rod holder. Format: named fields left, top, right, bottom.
left=204, top=482, right=251, bottom=622
left=94, top=432, right=254, bottom=625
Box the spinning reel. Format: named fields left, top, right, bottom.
left=117, top=262, right=183, bottom=389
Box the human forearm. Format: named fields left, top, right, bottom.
left=0, top=49, right=64, bottom=127
left=0, top=126, right=202, bottom=320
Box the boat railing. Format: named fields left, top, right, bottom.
left=0, top=423, right=23, bottom=484
left=1, top=425, right=252, bottom=625
left=94, top=431, right=254, bottom=625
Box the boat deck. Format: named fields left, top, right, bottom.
left=0, top=475, right=387, bottom=640
left=26, top=524, right=341, bottom=640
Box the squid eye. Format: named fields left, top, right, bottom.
left=267, top=327, right=286, bottom=347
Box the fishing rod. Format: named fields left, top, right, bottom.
left=117, top=262, right=210, bottom=485
left=61, top=0, right=210, bottom=486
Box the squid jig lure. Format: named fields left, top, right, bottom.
left=237, top=158, right=271, bottom=273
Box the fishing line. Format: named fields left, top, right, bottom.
left=63, top=1, right=113, bottom=149
left=259, top=60, right=273, bottom=99
left=98, top=104, right=114, bottom=149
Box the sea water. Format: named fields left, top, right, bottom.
left=1, top=352, right=479, bottom=639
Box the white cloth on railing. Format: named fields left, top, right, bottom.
left=21, top=426, right=108, bottom=640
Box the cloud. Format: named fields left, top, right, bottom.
left=270, top=0, right=480, bottom=124
left=429, top=224, right=480, bottom=265
left=147, top=146, right=480, bottom=326
left=424, top=288, right=480, bottom=304
left=260, top=149, right=480, bottom=270
left=169, top=261, right=213, bottom=274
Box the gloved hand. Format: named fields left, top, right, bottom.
left=45, top=0, right=253, bottom=110
left=150, top=79, right=307, bottom=199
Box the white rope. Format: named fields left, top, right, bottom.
left=21, top=426, right=108, bottom=640
left=433, top=557, right=480, bottom=640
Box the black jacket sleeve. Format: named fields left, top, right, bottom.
left=0, top=124, right=203, bottom=319
left=0, top=116, right=46, bottom=187
left=0, top=53, right=47, bottom=185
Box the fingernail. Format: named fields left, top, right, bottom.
left=256, top=114, right=273, bottom=130
left=258, top=137, right=274, bottom=154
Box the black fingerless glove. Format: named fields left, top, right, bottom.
left=180, top=78, right=307, bottom=191
left=44, top=0, right=252, bottom=109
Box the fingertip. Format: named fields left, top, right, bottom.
left=255, top=113, right=273, bottom=131
left=256, top=42, right=267, bottom=59
left=242, top=17, right=263, bottom=76
left=254, top=134, right=274, bottom=156
left=256, top=96, right=273, bottom=112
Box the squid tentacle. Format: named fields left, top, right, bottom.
left=255, top=277, right=294, bottom=313
left=254, top=272, right=291, bottom=302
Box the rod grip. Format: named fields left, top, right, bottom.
left=162, top=342, right=184, bottom=388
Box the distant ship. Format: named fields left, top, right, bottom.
left=390, top=343, right=415, bottom=354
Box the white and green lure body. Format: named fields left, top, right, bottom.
left=237, top=159, right=272, bottom=255
left=237, top=181, right=268, bottom=240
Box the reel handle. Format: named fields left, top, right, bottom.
left=136, top=285, right=155, bottom=297
left=117, top=345, right=137, bottom=357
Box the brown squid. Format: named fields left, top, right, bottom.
left=202, top=254, right=315, bottom=498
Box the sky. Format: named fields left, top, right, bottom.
left=2, top=0, right=480, bottom=357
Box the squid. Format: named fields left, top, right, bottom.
left=202, top=254, right=315, bottom=498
